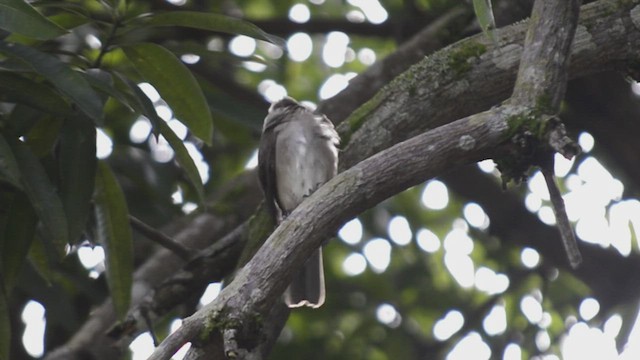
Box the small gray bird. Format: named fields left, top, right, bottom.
left=258, top=97, right=339, bottom=308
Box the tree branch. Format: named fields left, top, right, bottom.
left=148, top=0, right=639, bottom=357
left=509, top=0, right=582, bottom=267
left=129, top=215, right=195, bottom=261
left=45, top=1, right=640, bottom=358
left=147, top=103, right=518, bottom=359
left=511, top=0, right=581, bottom=108
left=44, top=172, right=262, bottom=360
left=336, top=0, right=640, bottom=169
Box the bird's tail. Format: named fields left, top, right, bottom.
left=284, top=248, right=325, bottom=308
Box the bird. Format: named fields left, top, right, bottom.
left=258, top=96, right=340, bottom=308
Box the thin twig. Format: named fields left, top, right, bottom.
left=541, top=166, right=582, bottom=268
left=129, top=215, right=194, bottom=261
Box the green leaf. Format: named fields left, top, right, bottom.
left=142, top=11, right=284, bottom=46
left=159, top=121, right=204, bottom=205
left=0, top=191, right=37, bottom=292
left=0, top=0, right=67, bottom=40
left=94, top=161, right=132, bottom=319
left=28, top=236, right=52, bottom=286
left=473, top=0, right=496, bottom=42
left=59, top=121, right=96, bottom=244
left=0, top=285, right=9, bottom=360
left=118, top=75, right=162, bottom=136
left=3, top=134, right=68, bottom=255
left=0, top=41, right=104, bottom=124
left=4, top=105, right=45, bottom=137
left=0, top=133, right=21, bottom=189
left=123, top=43, right=213, bottom=144
left=84, top=69, right=135, bottom=112
left=0, top=71, right=72, bottom=116
left=24, top=117, right=62, bottom=157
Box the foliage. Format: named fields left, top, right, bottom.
left=0, top=0, right=638, bottom=359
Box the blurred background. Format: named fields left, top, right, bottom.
left=4, top=0, right=640, bottom=359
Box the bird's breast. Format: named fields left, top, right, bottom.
left=275, top=120, right=338, bottom=212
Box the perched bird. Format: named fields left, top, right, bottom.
left=258, top=97, right=340, bottom=308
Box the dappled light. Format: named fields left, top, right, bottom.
left=433, top=310, right=464, bottom=341
left=21, top=301, right=45, bottom=358
left=229, top=35, right=256, bottom=57
left=363, top=238, right=392, bottom=273
left=338, top=218, right=364, bottom=245
left=6, top=0, right=640, bottom=359
left=342, top=253, right=367, bottom=276
left=287, top=33, right=313, bottom=62
left=289, top=4, right=311, bottom=23
left=421, top=180, right=449, bottom=210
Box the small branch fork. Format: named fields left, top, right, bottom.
left=148, top=1, right=585, bottom=359
left=509, top=0, right=583, bottom=268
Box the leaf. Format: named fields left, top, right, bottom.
left=0, top=191, right=37, bottom=292
left=159, top=121, right=204, bottom=205
left=0, top=133, right=21, bottom=189
left=59, top=121, right=96, bottom=244
left=3, top=134, right=68, bottom=255
left=0, top=0, right=67, bottom=40
left=123, top=43, right=213, bottom=144
left=0, top=41, right=104, bottom=124
left=3, top=105, right=45, bottom=139
left=143, top=11, right=284, bottom=46
left=119, top=75, right=163, bottom=136
left=0, top=285, right=9, bottom=360
left=28, top=236, right=52, bottom=286
left=94, top=161, right=132, bottom=319
left=473, top=0, right=496, bottom=42
left=0, top=71, right=72, bottom=116
left=83, top=69, right=135, bottom=112
left=24, top=117, right=62, bottom=157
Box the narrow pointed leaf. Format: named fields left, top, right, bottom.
left=59, top=121, right=96, bottom=244
left=0, top=41, right=103, bottom=124
left=94, top=161, right=132, bottom=319
left=5, top=135, right=68, bottom=255
left=143, top=11, right=284, bottom=46
left=24, top=117, right=62, bottom=157
left=0, top=133, right=21, bottom=189
left=159, top=121, right=204, bottom=204
left=0, top=0, right=67, bottom=40
left=473, top=0, right=496, bottom=41
left=28, top=236, right=52, bottom=286
left=84, top=69, right=135, bottom=112
left=0, top=191, right=37, bottom=292
left=123, top=77, right=163, bottom=136
left=123, top=43, right=213, bottom=144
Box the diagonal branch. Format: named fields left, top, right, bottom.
left=511, top=0, right=581, bottom=108
left=508, top=0, right=583, bottom=267
left=147, top=0, right=607, bottom=358
left=337, top=0, right=639, bottom=168
left=147, top=104, right=516, bottom=360
left=45, top=1, right=640, bottom=358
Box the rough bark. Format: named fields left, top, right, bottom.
left=45, top=0, right=640, bottom=358
left=148, top=0, right=587, bottom=357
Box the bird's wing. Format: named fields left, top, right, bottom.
left=258, top=126, right=281, bottom=223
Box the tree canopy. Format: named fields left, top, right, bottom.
left=2, top=0, right=640, bottom=359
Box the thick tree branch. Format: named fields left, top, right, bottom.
left=337, top=0, right=640, bottom=169
left=44, top=172, right=262, bottom=360
left=148, top=104, right=517, bottom=359
left=509, top=0, right=582, bottom=267
left=46, top=1, right=640, bottom=358
left=148, top=0, right=637, bottom=357
left=511, top=0, right=581, bottom=107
